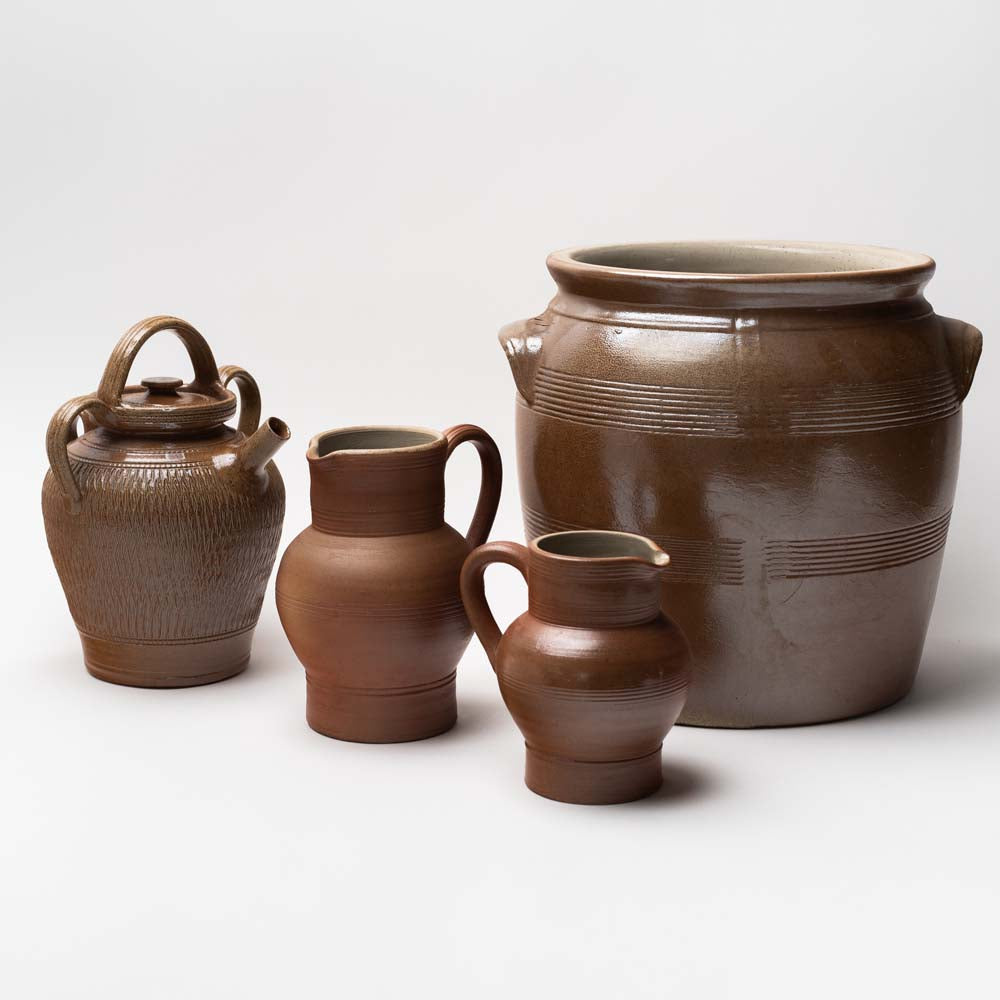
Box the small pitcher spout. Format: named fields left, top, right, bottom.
left=642, top=543, right=671, bottom=568
left=537, top=529, right=669, bottom=568
left=239, top=416, right=290, bottom=473
left=609, top=534, right=671, bottom=570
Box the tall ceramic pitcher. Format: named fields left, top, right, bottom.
left=276, top=424, right=502, bottom=742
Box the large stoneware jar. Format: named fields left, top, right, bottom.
left=500, top=242, right=982, bottom=727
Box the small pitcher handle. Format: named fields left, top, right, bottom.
left=443, top=424, right=502, bottom=548
left=460, top=541, right=529, bottom=671
left=46, top=394, right=107, bottom=514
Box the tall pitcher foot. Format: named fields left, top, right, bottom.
left=305, top=672, right=458, bottom=743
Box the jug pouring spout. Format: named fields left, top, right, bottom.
left=239, top=417, right=291, bottom=474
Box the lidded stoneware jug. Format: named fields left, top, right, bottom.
left=501, top=241, right=982, bottom=728
left=461, top=531, right=691, bottom=804
left=276, top=424, right=502, bottom=743
left=42, top=315, right=289, bottom=687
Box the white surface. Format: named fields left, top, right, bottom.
left=2, top=2, right=998, bottom=997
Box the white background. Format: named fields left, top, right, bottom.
left=2, top=2, right=997, bottom=997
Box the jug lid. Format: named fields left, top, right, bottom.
left=105, top=375, right=237, bottom=433
left=90, top=317, right=240, bottom=434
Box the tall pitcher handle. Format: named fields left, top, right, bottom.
left=218, top=365, right=262, bottom=436
left=942, top=316, right=983, bottom=402
left=460, top=542, right=529, bottom=671
left=443, top=424, right=502, bottom=548
left=45, top=395, right=107, bottom=515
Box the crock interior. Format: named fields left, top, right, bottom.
left=571, top=242, right=928, bottom=276
left=316, top=428, right=438, bottom=457
left=537, top=531, right=666, bottom=563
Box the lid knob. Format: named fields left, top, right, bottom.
left=141, top=377, right=184, bottom=395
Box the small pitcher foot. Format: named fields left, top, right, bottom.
left=524, top=744, right=663, bottom=804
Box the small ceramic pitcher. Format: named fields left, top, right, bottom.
left=276, top=425, right=501, bottom=742
left=460, top=531, right=691, bottom=804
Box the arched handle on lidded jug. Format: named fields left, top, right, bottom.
left=942, top=316, right=983, bottom=402
left=45, top=395, right=108, bottom=515
left=218, top=365, right=262, bottom=436
left=460, top=541, right=529, bottom=671
left=96, top=315, right=223, bottom=406
left=498, top=312, right=551, bottom=406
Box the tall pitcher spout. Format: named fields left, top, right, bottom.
left=239, top=417, right=291, bottom=473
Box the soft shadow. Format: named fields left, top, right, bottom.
left=440, top=692, right=508, bottom=740
left=226, top=632, right=300, bottom=685
left=870, top=640, right=1000, bottom=724
left=627, top=758, right=719, bottom=810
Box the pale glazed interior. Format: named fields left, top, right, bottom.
left=570, top=241, right=931, bottom=277
left=537, top=530, right=669, bottom=566
left=314, top=427, right=439, bottom=457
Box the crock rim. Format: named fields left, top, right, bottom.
left=547, top=240, right=935, bottom=283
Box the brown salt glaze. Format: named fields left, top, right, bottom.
left=501, top=241, right=983, bottom=728
left=461, top=531, right=691, bottom=804
left=42, top=315, right=289, bottom=687
left=276, top=425, right=502, bottom=743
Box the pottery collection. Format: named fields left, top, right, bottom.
left=41, top=241, right=982, bottom=802
left=276, top=425, right=502, bottom=742
left=500, top=241, right=982, bottom=728
left=460, top=531, right=691, bottom=803
left=42, top=315, right=289, bottom=688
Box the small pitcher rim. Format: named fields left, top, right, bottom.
left=531, top=530, right=670, bottom=567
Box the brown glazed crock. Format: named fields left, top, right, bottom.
left=500, top=242, right=983, bottom=727
left=42, top=315, right=289, bottom=687
left=461, top=530, right=691, bottom=804
left=276, top=425, right=502, bottom=743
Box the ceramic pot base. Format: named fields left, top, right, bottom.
left=524, top=745, right=664, bottom=805
left=305, top=671, right=457, bottom=743
left=80, top=629, right=253, bottom=688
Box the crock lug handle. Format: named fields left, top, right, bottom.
left=498, top=313, right=551, bottom=406
left=942, top=316, right=983, bottom=402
